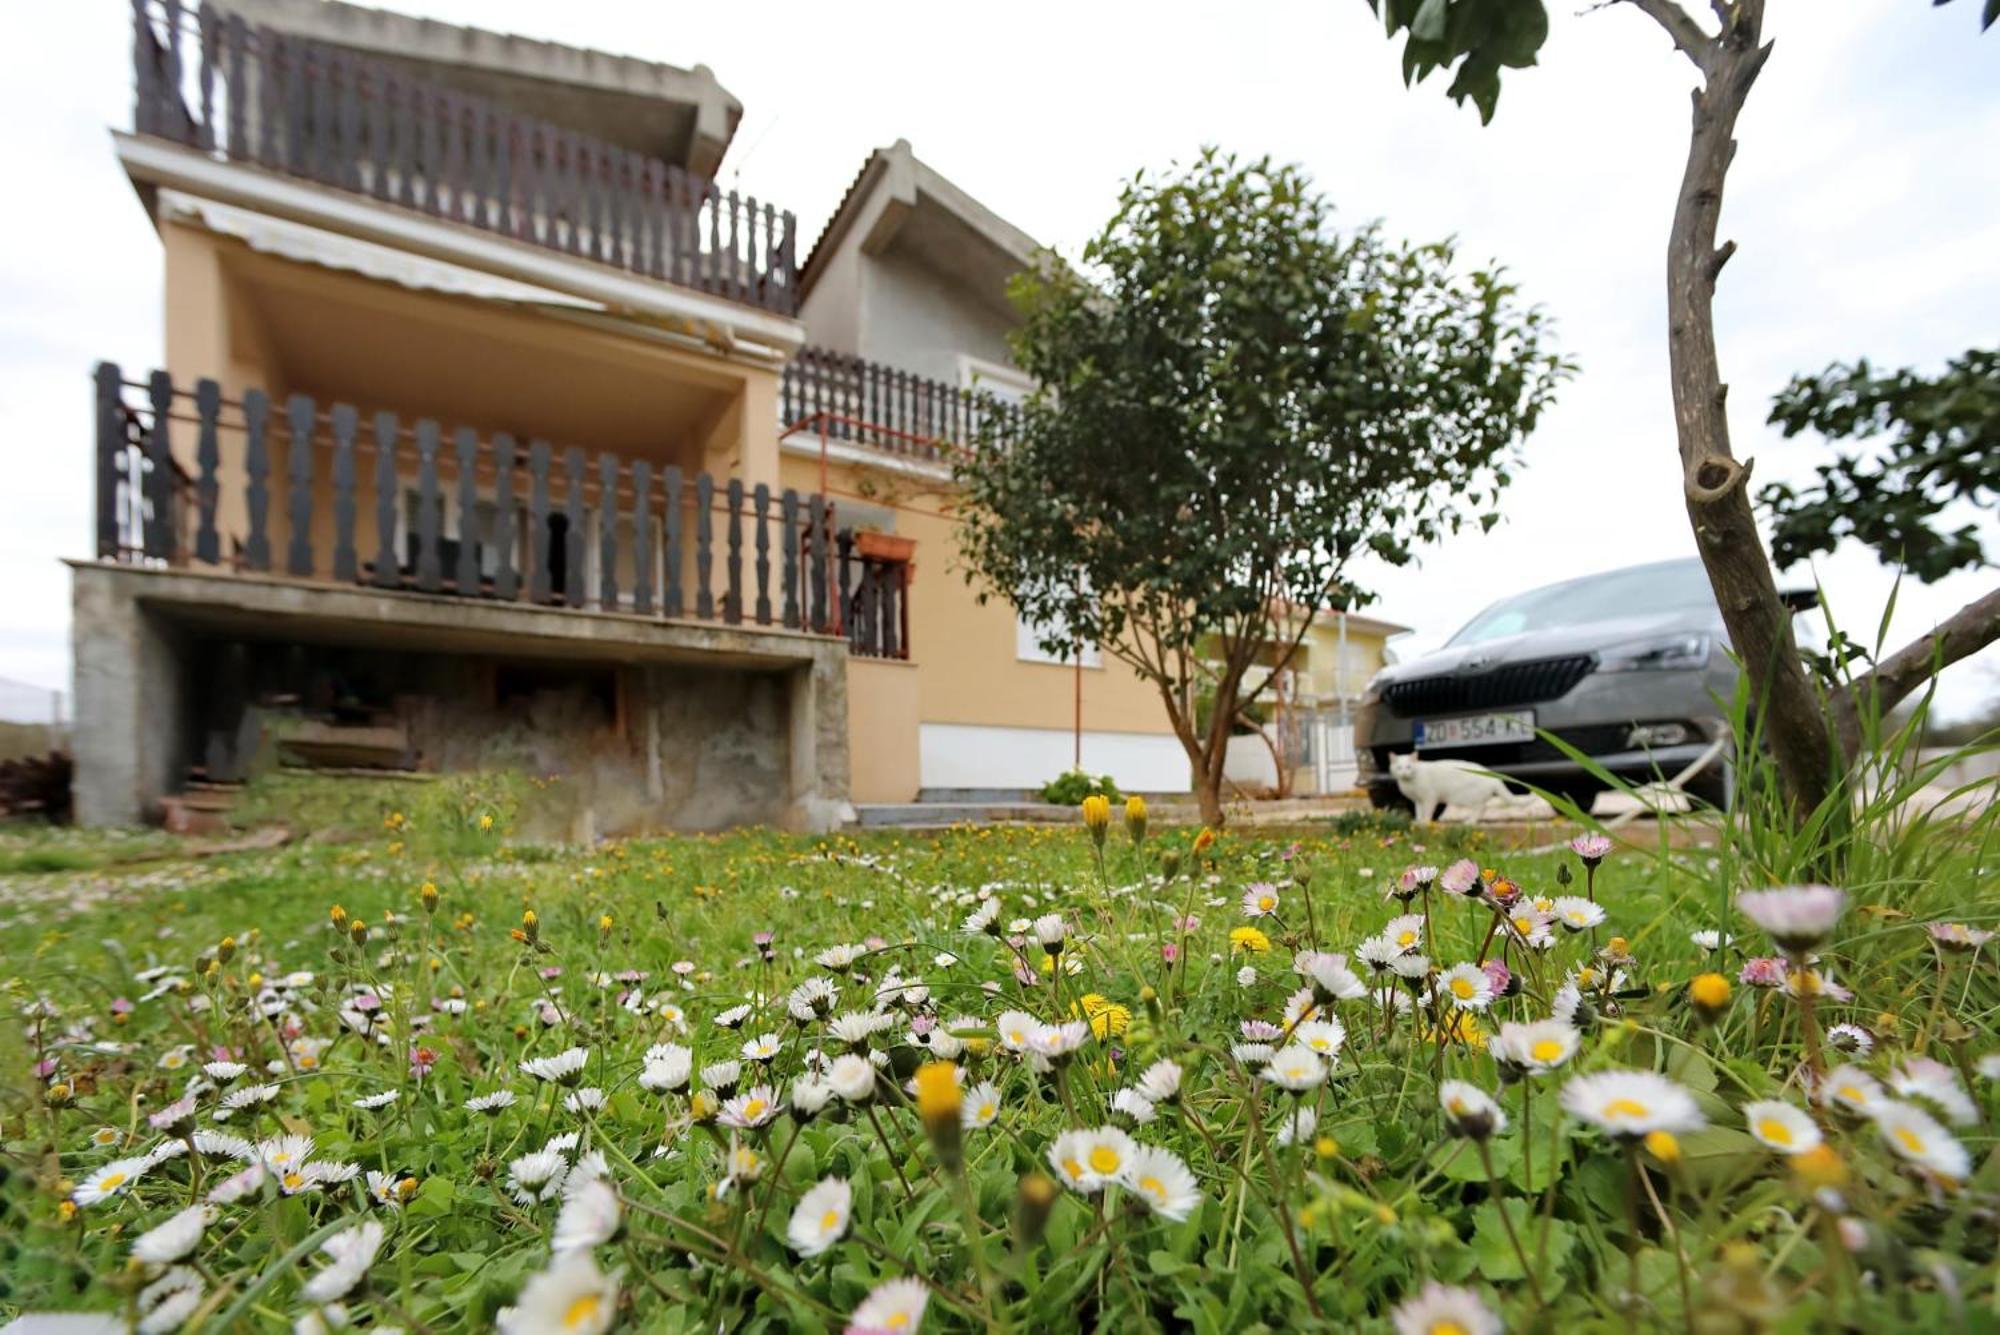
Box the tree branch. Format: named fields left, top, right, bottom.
left=1622, top=0, right=1718, bottom=71
left=1836, top=585, right=2000, bottom=752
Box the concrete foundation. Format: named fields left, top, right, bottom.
left=68, top=561, right=853, bottom=834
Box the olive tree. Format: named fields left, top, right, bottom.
left=953, top=152, right=1568, bottom=826
left=1363, top=0, right=1997, bottom=818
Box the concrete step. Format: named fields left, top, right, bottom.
left=854, top=801, right=1076, bottom=828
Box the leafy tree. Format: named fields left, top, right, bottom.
left=1364, top=0, right=1998, bottom=818
left=952, top=152, right=1568, bottom=826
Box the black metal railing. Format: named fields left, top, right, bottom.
left=781, top=346, right=1019, bottom=462
left=129, top=0, right=799, bottom=314
left=90, top=363, right=906, bottom=650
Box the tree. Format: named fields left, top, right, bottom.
left=952, top=152, right=1568, bottom=826
left=1364, top=0, right=1998, bottom=818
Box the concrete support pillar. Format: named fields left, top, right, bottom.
left=72, top=564, right=186, bottom=827
left=785, top=644, right=853, bottom=833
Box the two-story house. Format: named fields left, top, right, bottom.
left=73, top=0, right=1193, bottom=832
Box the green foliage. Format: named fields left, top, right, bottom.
left=1038, top=767, right=1123, bottom=805
left=1363, top=0, right=1550, bottom=123
left=1760, top=347, right=1998, bottom=583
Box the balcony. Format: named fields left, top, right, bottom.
left=93, top=363, right=910, bottom=659
left=129, top=0, right=799, bottom=314
left=780, top=346, right=1020, bottom=463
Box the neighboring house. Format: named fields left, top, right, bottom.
left=1222, top=606, right=1410, bottom=797
left=72, top=0, right=1195, bottom=830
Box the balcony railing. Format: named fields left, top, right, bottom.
left=781, top=346, right=1020, bottom=463
left=90, top=363, right=904, bottom=651
left=129, top=0, right=799, bottom=314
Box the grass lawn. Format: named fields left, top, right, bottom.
left=1, top=782, right=1994, bottom=1331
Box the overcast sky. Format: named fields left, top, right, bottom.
left=2, top=1, right=1994, bottom=717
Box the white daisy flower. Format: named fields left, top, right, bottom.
left=1136, top=1059, right=1183, bottom=1104
left=1560, top=1070, right=1705, bottom=1139
left=1383, top=914, right=1425, bottom=953
left=1688, top=930, right=1734, bottom=952
left=352, top=1090, right=399, bottom=1111
left=700, top=1060, right=743, bottom=1093
left=1110, top=1089, right=1157, bottom=1125
left=137, top=1268, right=204, bottom=1335
left=829, top=1010, right=896, bottom=1046
left=714, top=1003, right=753, bottom=1030
left=1439, top=1080, right=1508, bottom=1139
left=519, top=1047, right=591, bottom=1086
left=849, top=1276, right=928, bottom=1334
left=1825, top=1023, right=1873, bottom=1056
left=1742, top=1100, right=1820, bottom=1156
left=220, top=1083, right=279, bottom=1112
left=639, top=1045, right=693, bottom=1093
left=1491, top=1019, right=1580, bottom=1074
left=1047, top=1126, right=1136, bottom=1194
left=1437, top=963, right=1494, bottom=1011
left=1873, top=1100, right=1971, bottom=1181
left=827, top=1054, right=877, bottom=1102
left=1293, top=1018, right=1347, bottom=1061
left=466, top=1090, right=519, bottom=1115
left=961, top=1081, right=1002, bottom=1129
left=552, top=1174, right=623, bottom=1253
left=1887, top=1057, right=1978, bottom=1127
left=1275, top=1107, right=1318, bottom=1147
left=506, top=1149, right=570, bottom=1205
left=563, top=1087, right=607, bottom=1114
left=497, top=1249, right=620, bottom=1335
left=1241, top=884, right=1282, bottom=918
left=75, top=1155, right=151, bottom=1205
left=1391, top=1281, right=1501, bottom=1335
left=719, top=1085, right=782, bottom=1129
left=1034, top=913, right=1068, bottom=951
left=1261, top=1046, right=1326, bottom=1092
left=300, top=1219, right=385, bottom=1304
left=1299, top=952, right=1367, bottom=1002
left=816, top=943, right=865, bottom=973
left=786, top=1176, right=852, bottom=1257
left=131, top=1205, right=212, bottom=1265
left=1551, top=896, right=1606, bottom=932
left=1119, top=1144, right=1200, bottom=1221
left=1737, top=885, right=1846, bottom=952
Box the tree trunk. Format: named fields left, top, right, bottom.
left=1660, top=0, right=1837, bottom=816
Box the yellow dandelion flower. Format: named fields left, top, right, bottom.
left=1229, top=926, right=1271, bottom=955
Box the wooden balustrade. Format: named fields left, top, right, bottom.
left=129, top=0, right=799, bottom=314
left=780, top=345, right=1020, bottom=461
left=92, top=364, right=882, bottom=647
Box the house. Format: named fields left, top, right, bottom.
left=71, top=0, right=1195, bottom=831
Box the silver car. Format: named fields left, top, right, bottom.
left=1354, top=557, right=1803, bottom=812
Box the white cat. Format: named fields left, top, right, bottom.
left=1388, top=752, right=1514, bottom=824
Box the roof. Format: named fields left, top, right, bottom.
left=215, top=0, right=742, bottom=175
left=800, top=140, right=1042, bottom=317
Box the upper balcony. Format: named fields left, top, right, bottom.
left=779, top=346, right=1021, bottom=465
left=127, top=0, right=800, bottom=316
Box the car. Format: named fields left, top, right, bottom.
left=1354, top=557, right=1816, bottom=814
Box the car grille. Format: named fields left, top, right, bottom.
left=1371, top=724, right=1634, bottom=772
left=1380, top=654, right=1595, bottom=719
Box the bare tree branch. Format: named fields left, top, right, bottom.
left=1836, top=586, right=2000, bottom=752
left=1622, top=0, right=1718, bottom=70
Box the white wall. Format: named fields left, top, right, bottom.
left=919, top=722, right=1188, bottom=793
left=861, top=251, right=1016, bottom=385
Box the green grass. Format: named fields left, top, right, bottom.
left=1, top=790, right=1994, bottom=1332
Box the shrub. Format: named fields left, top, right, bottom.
left=1037, top=766, right=1122, bottom=805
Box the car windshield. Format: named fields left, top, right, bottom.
left=1448, top=561, right=1715, bottom=646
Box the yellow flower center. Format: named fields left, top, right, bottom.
left=821, top=1209, right=841, bottom=1232
left=1836, top=1084, right=1865, bottom=1105
left=1759, top=1119, right=1793, bottom=1146
left=1450, top=978, right=1477, bottom=1000
left=1259, top=896, right=1276, bottom=912
left=1061, top=1156, right=1086, bottom=1181
left=978, top=1101, right=997, bottom=1121
left=1430, top=1322, right=1471, bottom=1335
left=1139, top=1174, right=1166, bottom=1202
left=1604, top=1098, right=1650, bottom=1120
left=563, top=1294, right=601, bottom=1329
left=1530, top=1039, right=1565, bottom=1063
left=1396, top=931, right=1417, bottom=947
left=742, top=1099, right=766, bottom=1121
left=98, top=1172, right=127, bottom=1191
left=885, top=1315, right=911, bottom=1331
left=1894, top=1127, right=1926, bottom=1154
left=1088, top=1146, right=1122, bottom=1174
left=284, top=1171, right=306, bottom=1191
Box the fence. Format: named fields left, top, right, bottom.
left=91, top=363, right=920, bottom=658
left=781, top=346, right=1019, bottom=462
left=129, top=0, right=798, bottom=314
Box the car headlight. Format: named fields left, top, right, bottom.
left=1596, top=633, right=1711, bottom=673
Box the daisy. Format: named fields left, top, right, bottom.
left=1262, top=1046, right=1326, bottom=1092
left=1392, top=1281, right=1502, bottom=1335
left=789, top=977, right=839, bottom=1020
left=714, top=1003, right=753, bottom=1030
left=1293, top=1018, right=1347, bottom=1061
left=1299, top=952, right=1367, bottom=1003
left=205, top=1163, right=266, bottom=1204
left=962, top=899, right=1001, bottom=936
left=552, top=1175, right=622, bottom=1253
left=497, top=1249, right=620, bottom=1335
left=849, top=1276, right=929, bottom=1334
left=1888, top=1057, right=1978, bottom=1126
left=1873, top=1100, right=1971, bottom=1181
left=1439, top=1080, right=1507, bottom=1139
left=148, top=1096, right=197, bottom=1134
left=1389, top=953, right=1431, bottom=983
left=829, top=1010, right=896, bottom=1047
left=961, top=1081, right=1002, bottom=1129
left=1136, top=1059, right=1183, bottom=1104
left=786, top=1176, right=852, bottom=1257
left=1688, top=930, right=1734, bottom=952
left=827, top=1054, right=878, bottom=1102
left=1491, top=1019, right=1580, bottom=1074
left=506, top=1149, right=570, bottom=1205
left=300, top=1219, right=385, bottom=1304
left=1383, top=914, right=1425, bottom=953
left=1276, top=1106, right=1319, bottom=1147
left=220, top=1083, right=279, bottom=1113
left=352, top=1090, right=399, bottom=1111
left=1570, top=834, right=1613, bottom=864
left=1356, top=936, right=1403, bottom=972
left=1242, top=884, right=1282, bottom=918
left=639, top=1046, right=692, bottom=1093
left=1437, top=963, right=1494, bottom=1011
left=1120, top=1144, right=1200, bottom=1221
left=366, top=1170, right=414, bottom=1208
left=1110, top=1089, right=1157, bottom=1125
left=1825, top=1023, right=1874, bottom=1057
left=719, top=1085, right=782, bottom=1130
left=1034, top=913, right=1068, bottom=952
left=1560, top=1070, right=1705, bottom=1139
left=137, top=1269, right=204, bottom=1335
left=701, top=1061, right=743, bottom=1094
left=1927, top=922, right=1995, bottom=952
left=1028, top=1020, right=1091, bottom=1062
left=1505, top=907, right=1554, bottom=948
left=1551, top=896, right=1606, bottom=932
left=257, top=1134, right=315, bottom=1174
left=563, top=1087, right=607, bottom=1114
left=792, top=1078, right=835, bottom=1119
left=466, top=1090, right=518, bottom=1115
left=1439, top=860, right=1483, bottom=896
left=1047, top=1126, right=1136, bottom=1194
left=1736, top=885, right=1846, bottom=953
left=520, top=1047, right=591, bottom=1086
left=131, top=1205, right=211, bottom=1265
left=1742, top=1100, right=1821, bottom=1156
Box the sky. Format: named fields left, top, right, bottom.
left=1, top=0, right=1995, bottom=718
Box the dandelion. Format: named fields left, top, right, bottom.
left=1124, top=794, right=1148, bottom=844
left=849, top=1276, right=929, bottom=1334
left=915, top=1061, right=964, bottom=1167
left=1689, top=972, right=1731, bottom=1020
left=1743, top=1100, right=1822, bottom=1156
left=1873, top=1100, right=1971, bottom=1181
left=498, top=1249, right=620, bottom=1335
left=300, top=1219, right=385, bottom=1304
left=1229, top=926, right=1271, bottom=955
left=1120, top=1144, right=1200, bottom=1221
left=1391, top=1281, right=1502, bottom=1335
left=1560, top=1070, right=1705, bottom=1139
left=787, top=1176, right=853, bottom=1257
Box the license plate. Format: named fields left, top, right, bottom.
left=1415, top=710, right=1534, bottom=749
